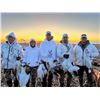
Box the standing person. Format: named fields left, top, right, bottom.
left=1, top=32, right=23, bottom=87
left=39, top=31, right=57, bottom=87
left=73, top=34, right=99, bottom=87
left=23, top=39, right=40, bottom=87
left=57, top=33, right=74, bottom=87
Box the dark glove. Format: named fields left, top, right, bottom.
left=53, top=60, right=57, bottom=63
left=25, top=65, right=31, bottom=75
left=41, top=60, right=48, bottom=71
left=23, top=64, right=26, bottom=67
left=63, top=54, right=69, bottom=59
left=16, top=56, right=21, bottom=60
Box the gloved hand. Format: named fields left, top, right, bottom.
left=24, top=65, right=30, bottom=75
left=63, top=54, right=69, bottom=59
left=16, top=56, right=21, bottom=60
left=53, top=60, right=57, bottom=63
left=41, top=60, right=49, bottom=71
left=88, top=68, right=92, bottom=73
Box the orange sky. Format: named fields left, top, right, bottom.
left=1, top=13, right=100, bottom=43
left=1, top=31, right=100, bottom=43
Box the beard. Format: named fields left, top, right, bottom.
left=30, top=45, right=35, bottom=48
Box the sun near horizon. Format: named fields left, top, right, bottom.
left=1, top=13, right=100, bottom=44
left=1, top=31, right=100, bottom=44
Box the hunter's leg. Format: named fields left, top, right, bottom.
left=67, top=71, right=72, bottom=87
left=42, top=74, right=47, bottom=87
left=48, top=71, right=53, bottom=87
left=5, top=70, right=12, bottom=87
left=59, top=69, right=65, bottom=87
left=85, top=67, right=93, bottom=87
left=78, top=66, right=84, bottom=87
left=31, top=68, right=37, bottom=87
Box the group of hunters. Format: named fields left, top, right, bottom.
left=1, top=31, right=99, bottom=87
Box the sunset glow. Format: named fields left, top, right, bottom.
left=1, top=13, right=100, bottom=43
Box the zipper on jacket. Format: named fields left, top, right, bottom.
left=82, top=51, right=84, bottom=66
left=7, top=44, right=11, bottom=69
left=80, top=46, right=84, bottom=66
